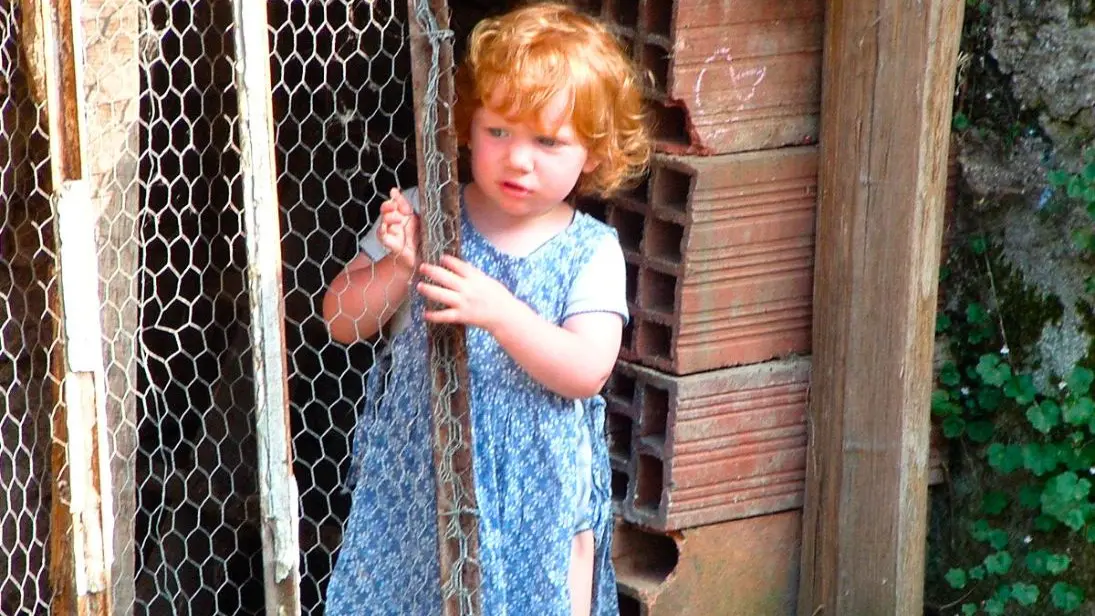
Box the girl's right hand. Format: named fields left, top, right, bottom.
left=377, top=188, right=419, bottom=271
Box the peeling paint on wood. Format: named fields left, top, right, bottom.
left=231, top=0, right=302, bottom=612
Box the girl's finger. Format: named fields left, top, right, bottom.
left=391, top=189, right=413, bottom=215
left=439, top=254, right=472, bottom=275
left=423, top=308, right=463, bottom=324
left=417, top=282, right=462, bottom=307
left=419, top=262, right=463, bottom=289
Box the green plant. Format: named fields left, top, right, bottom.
left=933, top=150, right=1095, bottom=614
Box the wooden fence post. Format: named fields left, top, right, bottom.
left=798, top=0, right=965, bottom=613
left=38, top=0, right=116, bottom=612
left=230, top=0, right=302, bottom=614
left=405, top=0, right=483, bottom=613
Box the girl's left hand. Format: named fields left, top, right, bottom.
left=417, top=255, right=516, bottom=331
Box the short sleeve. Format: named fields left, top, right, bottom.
left=357, top=185, right=421, bottom=261
left=564, top=234, right=629, bottom=323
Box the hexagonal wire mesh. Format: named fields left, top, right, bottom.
left=0, top=3, right=56, bottom=613
left=1, top=0, right=498, bottom=611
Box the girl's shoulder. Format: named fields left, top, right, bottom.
left=570, top=210, right=619, bottom=243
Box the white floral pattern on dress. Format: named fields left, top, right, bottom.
left=326, top=196, right=622, bottom=616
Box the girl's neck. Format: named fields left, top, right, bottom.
left=463, top=182, right=575, bottom=256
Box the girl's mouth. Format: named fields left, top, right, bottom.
left=500, top=181, right=531, bottom=197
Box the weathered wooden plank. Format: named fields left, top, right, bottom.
left=796, top=0, right=964, bottom=613
left=80, top=0, right=141, bottom=611
left=229, top=0, right=302, bottom=614
left=406, top=0, right=482, bottom=613
left=38, top=0, right=116, bottom=612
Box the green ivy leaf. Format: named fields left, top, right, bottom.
left=988, top=529, right=1010, bottom=550
left=987, top=443, right=1024, bottom=474
left=1049, top=169, right=1072, bottom=186
left=1019, top=484, right=1043, bottom=509
left=977, top=354, right=1012, bottom=387
left=943, top=416, right=966, bottom=438
left=1069, top=176, right=1085, bottom=199
left=1041, top=472, right=1092, bottom=529
left=970, top=519, right=993, bottom=542
left=981, top=491, right=1008, bottom=516
left=1083, top=161, right=1095, bottom=182
left=1051, top=582, right=1084, bottom=612
left=967, top=420, right=995, bottom=443
left=1034, top=514, right=1060, bottom=532
left=953, top=112, right=971, bottom=131
left=984, top=551, right=1013, bottom=575
left=1086, top=525, right=1095, bottom=543
left=1068, top=367, right=1095, bottom=395
left=1026, top=550, right=1050, bottom=575
left=1074, top=229, right=1095, bottom=251
left=960, top=604, right=977, bottom=616
left=984, top=597, right=1006, bottom=616
left=945, top=567, right=968, bottom=589
left=969, top=564, right=986, bottom=580
left=932, top=390, right=959, bottom=417
left=1011, top=582, right=1039, bottom=606
left=936, top=313, right=952, bottom=333
left=1064, top=397, right=1095, bottom=426
left=1027, top=401, right=1061, bottom=434
left=967, top=302, right=990, bottom=325
left=977, top=387, right=1003, bottom=412
left=1024, top=443, right=1060, bottom=476
left=1004, top=374, right=1037, bottom=405
left=940, top=362, right=961, bottom=387
left=970, top=236, right=989, bottom=255
left=1046, top=553, right=1071, bottom=575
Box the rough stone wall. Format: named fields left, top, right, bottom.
left=928, top=0, right=1095, bottom=611
left=956, top=0, right=1094, bottom=377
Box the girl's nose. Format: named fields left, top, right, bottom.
left=506, top=143, right=534, bottom=172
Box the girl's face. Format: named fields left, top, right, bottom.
left=467, top=88, right=598, bottom=219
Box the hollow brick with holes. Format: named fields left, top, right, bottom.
left=578, top=0, right=824, bottom=155
left=603, top=358, right=946, bottom=532
left=613, top=512, right=802, bottom=615
left=584, top=146, right=819, bottom=375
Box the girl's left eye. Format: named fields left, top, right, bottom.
left=487, top=127, right=508, bottom=138
left=536, top=136, right=559, bottom=148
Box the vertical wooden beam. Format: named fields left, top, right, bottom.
left=406, top=0, right=482, bottom=613
left=230, top=1, right=302, bottom=614
left=78, top=0, right=141, bottom=612
left=38, top=0, right=115, bottom=613
left=797, top=0, right=964, bottom=613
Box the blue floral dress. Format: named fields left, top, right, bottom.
left=325, top=203, right=621, bottom=615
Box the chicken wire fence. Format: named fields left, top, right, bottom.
left=0, top=0, right=506, bottom=612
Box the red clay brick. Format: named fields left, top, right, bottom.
left=604, top=358, right=946, bottom=531
left=580, top=0, right=823, bottom=155
left=614, top=512, right=801, bottom=615
left=583, top=147, right=818, bottom=375
left=605, top=358, right=810, bottom=531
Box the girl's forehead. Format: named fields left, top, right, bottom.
left=481, top=87, right=576, bottom=134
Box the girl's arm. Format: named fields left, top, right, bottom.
left=417, top=255, right=622, bottom=399
left=322, top=188, right=419, bottom=343
left=490, top=304, right=622, bottom=399
left=322, top=252, right=414, bottom=343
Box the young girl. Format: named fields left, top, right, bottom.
left=321, top=3, right=649, bottom=614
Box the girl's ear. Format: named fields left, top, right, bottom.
left=582, top=157, right=600, bottom=174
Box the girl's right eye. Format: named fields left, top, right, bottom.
left=486, top=127, right=508, bottom=138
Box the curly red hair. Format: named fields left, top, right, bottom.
left=454, top=2, right=651, bottom=197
